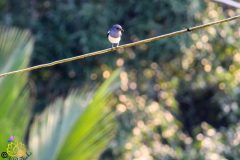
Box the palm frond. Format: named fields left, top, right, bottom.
left=0, top=27, right=34, bottom=151
left=29, top=70, right=120, bottom=160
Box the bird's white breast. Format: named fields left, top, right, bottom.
left=108, top=35, right=121, bottom=44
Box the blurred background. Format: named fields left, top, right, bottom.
left=0, top=0, right=240, bottom=160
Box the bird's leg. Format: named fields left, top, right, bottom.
left=112, top=44, right=114, bottom=48
left=116, top=43, right=119, bottom=47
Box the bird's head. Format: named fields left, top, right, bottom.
left=112, top=24, right=124, bottom=32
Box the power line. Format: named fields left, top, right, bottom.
left=0, top=15, right=240, bottom=78
left=213, top=0, right=240, bottom=8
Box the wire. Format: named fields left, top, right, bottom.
left=0, top=15, right=240, bottom=78
left=213, top=0, right=240, bottom=8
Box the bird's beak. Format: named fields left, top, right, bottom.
left=121, top=29, right=124, bottom=32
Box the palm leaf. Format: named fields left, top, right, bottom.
left=0, top=27, right=34, bottom=151
left=29, top=70, right=120, bottom=160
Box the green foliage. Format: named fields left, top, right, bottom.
left=0, top=1, right=240, bottom=160
left=101, top=3, right=240, bottom=160
left=0, top=27, right=33, bottom=152
left=29, top=70, right=120, bottom=160
left=0, top=0, right=204, bottom=110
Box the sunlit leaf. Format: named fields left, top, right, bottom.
left=29, top=70, right=120, bottom=160
left=0, top=26, right=33, bottom=152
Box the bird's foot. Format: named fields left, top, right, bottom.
left=112, top=44, right=118, bottom=48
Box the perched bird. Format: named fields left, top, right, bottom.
left=107, top=24, right=124, bottom=48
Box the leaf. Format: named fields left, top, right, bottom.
left=0, top=26, right=33, bottom=152
left=28, top=69, right=120, bottom=160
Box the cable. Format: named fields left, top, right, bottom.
left=0, top=15, right=240, bottom=78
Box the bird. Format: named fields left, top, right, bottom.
left=107, top=24, right=124, bottom=48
